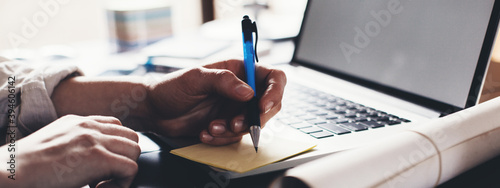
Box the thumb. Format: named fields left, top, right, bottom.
left=188, top=68, right=254, bottom=101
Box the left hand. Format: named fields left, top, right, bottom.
left=145, top=59, right=286, bottom=145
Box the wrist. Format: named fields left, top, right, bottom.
left=142, top=76, right=159, bottom=119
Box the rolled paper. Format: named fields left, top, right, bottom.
left=282, top=97, right=500, bottom=188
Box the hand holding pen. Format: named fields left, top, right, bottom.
left=141, top=17, right=286, bottom=148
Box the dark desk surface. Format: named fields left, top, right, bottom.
left=131, top=133, right=284, bottom=188
left=132, top=133, right=500, bottom=188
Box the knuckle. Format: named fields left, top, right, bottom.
left=182, top=67, right=207, bottom=84
left=272, top=69, right=287, bottom=82
left=125, top=161, right=139, bottom=177
left=88, top=145, right=107, bottom=158
left=275, top=69, right=286, bottom=79
left=214, top=69, right=236, bottom=81
left=76, top=119, right=95, bottom=129
left=130, top=131, right=139, bottom=143
left=185, top=67, right=205, bottom=78
left=107, top=116, right=122, bottom=125
left=75, top=131, right=100, bottom=145
left=131, top=142, right=141, bottom=159
left=275, top=102, right=282, bottom=112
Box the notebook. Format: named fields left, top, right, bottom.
left=146, top=0, right=500, bottom=179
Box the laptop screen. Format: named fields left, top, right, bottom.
left=294, top=0, right=498, bottom=110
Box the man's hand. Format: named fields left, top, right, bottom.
left=0, top=115, right=140, bottom=188
left=146, top=59, right=286, bottom=145
left=51, top=59, right=286, bottom=146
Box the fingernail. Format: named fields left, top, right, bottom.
left=234, top=119, right=244, bottom=133
left=235, top=84, right=253, bottom=98
left=202, top=133, right=214, bottom=142
left=211, top=123, right=226, bottom=134
left=264, top=101, right=274, bottom=114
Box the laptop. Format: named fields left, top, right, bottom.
left=139, top=0, right=500, bottom=179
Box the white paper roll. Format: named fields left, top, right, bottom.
left=282, top=97, right=500, bottom=188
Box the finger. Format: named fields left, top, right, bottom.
left=229, top=115, right=247, bottom=133
left=83, top=117, right=139, bottom=143
left=256, top=67, right=287, bottom=114
left=200, top=130, right=243, bottom=145
left=98, top=151, right=138, bottom=188
left=260, top=102, right=282, bottom=126
left=206, top=61, right=287, bottom=116
left=99, top=134, right=141, bottom=161
left=184, top=67, right=254, bottom=102
left=88, top=115, right=123, bottom=126
left=208, top=119, right=230, bottom=136
left=208, top=120, right=248, bottom=138
left=202, top=59, right=245, bottom=76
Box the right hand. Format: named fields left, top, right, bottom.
left=145, top=60, right=286, bottom=146
left=0, top=115, right=140, bottom=188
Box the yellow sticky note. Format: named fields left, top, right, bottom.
left=170, top=134, right=316, bottom=173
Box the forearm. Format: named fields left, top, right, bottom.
left=51, top=76, right=153, bottom=121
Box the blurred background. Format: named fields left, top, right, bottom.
left=0, top=0, right=307, bottom=50
left=0, top=0, right=498, bottom=102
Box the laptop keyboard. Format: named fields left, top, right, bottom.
left=275, top=83, right=411, bottom=139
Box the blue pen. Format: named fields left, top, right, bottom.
left=241, top=15, right=261, bottom=152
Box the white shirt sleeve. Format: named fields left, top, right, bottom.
left=0, top=57, right=83, bottom=144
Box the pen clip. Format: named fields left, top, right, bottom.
left=252, top=21, right=259, bottom=62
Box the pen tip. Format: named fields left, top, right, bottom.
left=255, top=147, right=258, bottom=153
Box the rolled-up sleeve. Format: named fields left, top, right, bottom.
left=0, top=57, right=82, bottom=144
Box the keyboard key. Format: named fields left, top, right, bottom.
left=340, top=123, right=368, bottom=131
left=333, top=110, right=347, bottom=114
left=346, top=104, right=358, bottom=110
left=360, top=121, right=384, bottom=128
left=288, top=111, right=308, bottom=117
left=386, top=120, right=402, bottom=126
left=289, top=122, right=313, bottom=129
left=310, top=131, right=334, bottom=139
left=299, top=126, right=324, bottom=134
left=298, top=114, right=317, bottom=121
left=325, top=114, right=342, bottom=120
left=401, top=118, right=411, bottom=122
left=315, top=103, right=328, bottom=108
left=356, top=109, right=368, bottom=114
left=307, top=119, right=327, bottom=125
left=279, top=118, right=302, bottom=125
left=336, top=101, right=347, bottom=106
left=354, top=117, right=369, bottom=122
left=388, top=115, right=400, bottom=119
left=319, top=123, right=351, bottom=135
left=325, top=106, right=337, bottom=111
left=371, top=116, right=390, bottom=122
left=313, top=110, right=329, bottom=116
left=330, top=118, right=350, bottom=124
left=305, top=107, right=320, bottom=112
left=344, top=113, right=358, bottom=118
